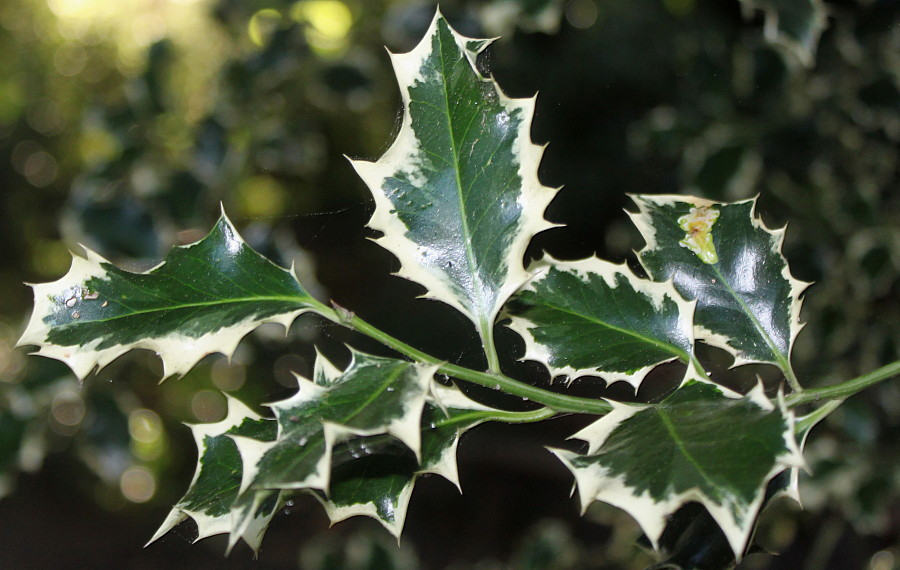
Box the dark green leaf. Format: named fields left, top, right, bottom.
left=553, top=379, right=803, bottom=559
left=505, top=257, right=696, bottom=389
left=19, top=211, right=321, bottom=379
left=351, top=12, right=556, bottom=354
left=148, top=395, right=277, bottom=553
left=629, top=195, right=808, bottom=376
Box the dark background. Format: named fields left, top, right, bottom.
left=0, top=0, right=897, bottom=568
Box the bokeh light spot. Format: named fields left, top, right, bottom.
left=211, top=358, right=246, bottom=391
left=291, top=0, right=353, bottom=54
left=238, top=175, right=288, bottom=219
left=248, top=9, right=283, bottom=48
left=119, top=466, right=156, bottom=503
left=191, top=389, right=226, bottom=422
left=50, top=390, right=86, bottom=432
left=565, top=0, right=597, bottom=29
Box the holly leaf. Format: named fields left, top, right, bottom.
left=317, top=381, right=499, bottom=537
left=552, top=379, right=804, bottom=560
left=147, top=394, right=278, bottom=553
left=227, top=349, right=435, bottom=546
left=18, top=211, right=322, bottom=380
left=629, top=195, right=809, bottom=376
left=351, top=11, right=556, bottom=350
left=504, top=257, right=696, bottom=389
left=739, top=0, right=828, bottom=67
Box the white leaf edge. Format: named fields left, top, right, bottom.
left=421, top=381, right=497, bottom=490
left=18, top=211, right=315, bottom=380
left=505, top=255, right=696, bottom=390
left=315, top=478, right=416, bottom=540
left=146, top=394, right=274, bottom=553
left=628, top=194, right=811, bottom=371
left=230, top=351, right=435, bottom=542
left=350, top=9, right=556, bottom=334
left=315, top=380, right=496, bottom=537
left=552, top=376, right=805, bottom=560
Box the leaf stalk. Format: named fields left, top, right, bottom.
left=786, top=360, right=900, bottom=408
left=313, top=301, right=613, bottom=415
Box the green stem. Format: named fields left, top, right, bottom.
left=786, top=360, right=900, bottom=408
left=480, top=318, right=502, bottom=374
left=783, top=365, right=803, bottom=395
left=434, top=406, right=558, bottom=428
left=795, top=399, right=843, bottom=435
left=688, top=354, right=709, bottom=379
left=316, top=301, right=612, bottom=415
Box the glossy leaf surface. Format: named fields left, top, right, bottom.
left=19, top=212, right=320, bottom=379
left=227, top=350, right=434, bottom=545
left=505, top=257, right=695, bottom=389
left=319, top=383, right=496, bottom=536
left=629, top=195, right=808, bottom=374
left=351, top=12, right=556, bottom=349
left=148, top=395, right=277, bottom=552
left=553, top=380, right=803, bottom=559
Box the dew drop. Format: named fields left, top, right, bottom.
left=101, top=301, right=109, bottom=307
left=71, top=311, right=80, bottom=319
left=65, top=296, right=77, bottom=308
left=492, top=384, right=500, bottom=390
left=386, top=387, right=394, bottom=392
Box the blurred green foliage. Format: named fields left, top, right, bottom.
left=0, top=0, right=896, bottom=568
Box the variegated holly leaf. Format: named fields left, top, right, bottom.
left=504, top=257, right=696, bottom=389
left=18, top=211, right=322, bottom=380
left=227, top=349, right=435, bottom=546
left=739, top=0, right=828, bottom=67
left=351, top=11, right=556, bottom=353
left=147, top=394, right=278, bottom=553
left=629, top=195, right=809, bottom=376
left=317, top=381, right=500, bottom=536
left=552, top=379, right=803, bottom=560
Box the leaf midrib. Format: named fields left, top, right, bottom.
left=655, top=405, right=721, bottom=498
left=710, top=263, right=791, bottom=372
left=435, top=26, right=488, bottom=322
left=256, top=363, right=413, bottom=488
left=530, top=298, right=691, bottom=365
left=55, top=294, right=313, bottom=328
